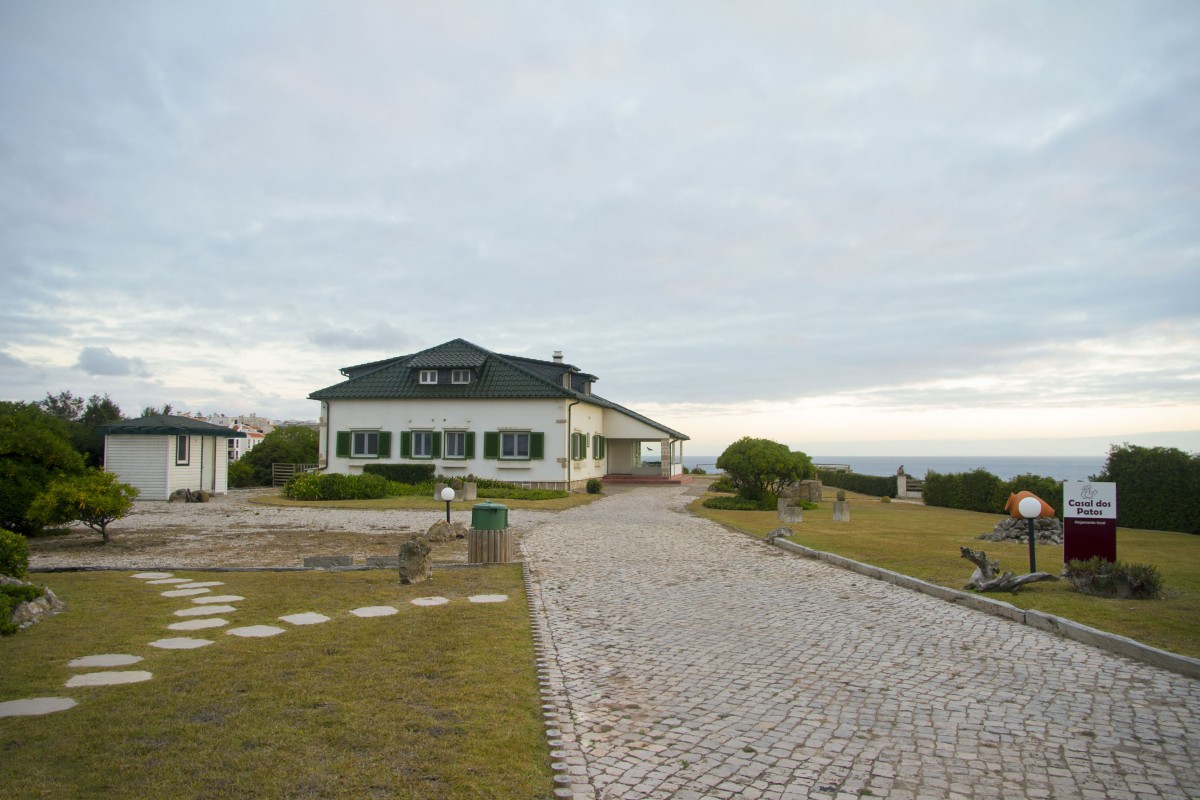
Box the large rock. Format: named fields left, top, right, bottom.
left=167, top=488, right=211, bottom=503
left=978, top=516, right=1064, bottom=545
left=424, top=520, right=469, bottom=544
left=2, top=575, right=66, bottom=630
left=397, top=537, right=432, bottom=584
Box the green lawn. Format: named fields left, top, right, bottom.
left=1, top=567, right=552, bottom=800
left=694, top=490, right=1200, bottom=659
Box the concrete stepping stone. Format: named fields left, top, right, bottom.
left=226, top=625, right=286, bottom=638
left=191, top=595, right=244, bottom=604
left=68, top=654, right=143, bottom=669
left=162, top=588, right=211, bottom=597
left=131, top=572, right=173, bottom=580
left=0, top=697, right=78, bottom=717
left=66, top=671, right=153, bottom=687
left=149, top=637, right=214, bottom=650
left=174, top=605, right=237, bottom=616
left=468, top=594, right=509, bottom=603
left=411, top=597, right=450, bottom=606
left=349, top=606, right=398, bottom=617
left=176, top=581, right=224, bottom=589
left=279, top=612, right=330, bottom=625
left=147, top=578, right=191, bottom=585
left=168, top=618, right=229, bottom=631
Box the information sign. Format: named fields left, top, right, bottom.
left=1062, top=481, right=1117, bottom=563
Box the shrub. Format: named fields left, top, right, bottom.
left=702, top=495, right=779, bottom=511
left=1065, top=557, right=1163, bottom=599
left=817, top=469, right=897, bottom=499
left=0, top=401, right=87, bottom=534
left=0, top=528, right=29, bottom=578
left=690, top=466, right=707, bottom=475
left=1093, top=444, right=1200, bottom=533
left=363, top=463, right=437, bottom=484
left=586, top=478, right=603, bottom=494
left=1006, top=474, right=1062, bottom=510
left=27, top=470, right=139, bottom=543
left=716, top=437, right=815, bottom=501
left=880, top=496, right=891, bottom=503
left=710, top=477, right=737, bottom=494
left=386, top=481, right=436, bottom=497
left=233, top=426, right=319, bottom=486
left=1, top=583, right=45, bottom=636
left=477, top=487, right=567, bottom=501
left=283, top=472, right=388, bottom=501
left=924, top=469, right=1007, bottom=513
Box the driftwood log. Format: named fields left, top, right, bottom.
left=960, top=547, right=1058, bottom=593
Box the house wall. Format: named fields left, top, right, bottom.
left=104, top=436, right=170, bottom=501
left=319, top=397, right=612, bottom=489
left=167, top=435, right=202, bottom=495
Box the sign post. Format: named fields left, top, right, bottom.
left=1062, top=481, right=1117, bottom=564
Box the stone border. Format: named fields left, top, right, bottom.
left=770, top=537, right=1200, bottom=680
left=30, top=562, right=520, bottom=574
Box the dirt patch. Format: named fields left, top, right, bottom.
left=28, top=489, right=476, bottom=570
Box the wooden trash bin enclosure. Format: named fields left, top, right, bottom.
left=468, top=502, right=512, bottom=564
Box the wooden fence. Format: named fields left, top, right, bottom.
left=271, top=463, right=319, bottom=487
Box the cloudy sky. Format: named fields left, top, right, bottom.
left=2, top=2, right=1197, bottom=456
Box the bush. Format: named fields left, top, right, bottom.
left=586, top=478, right=602, bottom=494
left=1065, top=557, right=1163, bottom=599
left=363, top=463, right=437, bottom=484
left=1093, top=444, right=1200, bottom=533
left=283, top=472, right=388, bottom=501
left=817, top=469, right=897, bottom=499
left=923, top=469, right=1007, bottom=513
left=233, top=426, right=319, bottom=486
left=689, top=466, right=707, bottom=475
left=27, top=470, right=139, bottom=543
left=710, top=477, right=737, bottom=493
left=0, top=528, right=29, bottom=578
left=702, top=495, right=779, bottom=511
left=386, top=481, right=436, bottom=496
left=716, top=437, right=815, bottom=501
left=1, top=583, right=45, bottom=636
left=477, top=486, right=567, bottom=501
left=0, top=401, right=87, bottom=534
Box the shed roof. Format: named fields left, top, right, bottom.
left=97, top=415, right=247, bottom=438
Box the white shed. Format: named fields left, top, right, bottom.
left=97, top=415, right=247, bottom=501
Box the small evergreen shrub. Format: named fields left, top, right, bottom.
left=702, top=496, right=779, bottom=511
left=690, top=466, right=707, bottom=475
left=0, top=529, right=30, bottom=579
left=817, top=469, right=897, bottom=499
left=836, top=490, right=846, bottom=502
left=710, top=477, right=737, bottom=494
left=1, top=583, right=45, bottom=636
left=477, top=487, right=567, bottom=501
left=880, top=496, right=891, bottom=503
left=586, top=478, right=603, bottom=494
left=386, top=481, right=436, bottom=497
left=1065, top=557, right=1163, bottom=599
left=363, top=463, right=437, bottom=484
left=284, top=473, right=388, bottom=501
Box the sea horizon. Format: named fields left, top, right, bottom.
left=682, top=454, right=1107, bottom=483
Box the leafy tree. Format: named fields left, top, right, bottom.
left=75, top=393, right=125, bottom=467
left=1093, top=444, right=1200, bottom=533
left=0, top=402, right=86, bottom=534
left=37, top=390, right=84, bottom=423
left=140, top=403, right=174, bottom=417
left=232, top=425, right=319, bottom=486
left=28, top=469, right=139, bottom=543
left=715, top=437, right=815, bottom=501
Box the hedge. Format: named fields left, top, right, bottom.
left=363, top=463, right=437, bottom=484
left=284, top=473, right=389, bottom=501
left=1093, top=444, right=1200, bottom=534
left=923, top=470, right=1064, bottom=515
left=816, top=469, right=897, bottom=499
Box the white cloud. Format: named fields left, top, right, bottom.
left=74, top=347, right=149, bottom=377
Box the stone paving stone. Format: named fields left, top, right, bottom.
left=521, top=485, right=1200, bottom=800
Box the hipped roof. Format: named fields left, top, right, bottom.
left=97, top=415, right=247, bottom=438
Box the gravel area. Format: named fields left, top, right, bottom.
left=27, top=488, right=551, bottom=570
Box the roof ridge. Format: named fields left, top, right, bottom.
left=485, top=348, right=575, bottom=397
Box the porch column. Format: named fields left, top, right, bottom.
left=660, top=438, right=671, bottom=478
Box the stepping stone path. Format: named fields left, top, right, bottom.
left=1, top=570, right=510, bottom=718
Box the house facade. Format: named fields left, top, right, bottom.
left=309, top=339, right=689, bottom=490
left=97, top=415, right=246, bottom=500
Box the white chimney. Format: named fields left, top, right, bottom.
left=553, top=350, right=563, bottom=363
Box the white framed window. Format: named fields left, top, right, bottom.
left=353, top=431, right=379, bottom=457
left=571, top=432, right=588, bottom=460
left=451, top=369, right=471, bottom=384
left=419, top=370, right=438, bottom=384
left=175, top=435, right=190, bottom=465
left=445, top=431, right=466, bottom=459
left=501, top=432, right=530, bottom=459
left=412, top=430, right=433, bottom=458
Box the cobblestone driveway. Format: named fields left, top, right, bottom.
left=521, top=486, right=1200, bottom=800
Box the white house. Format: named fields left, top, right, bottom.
left=309, top=339, right=689, bottom=490
left=97, top=415, right=247, bottom=500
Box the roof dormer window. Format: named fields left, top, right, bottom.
left=419, top=370, right=438, bottom=384
left=451, top=369, right=471, bottom=384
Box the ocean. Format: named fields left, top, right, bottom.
left=682, top=455, right=1107, bottom=482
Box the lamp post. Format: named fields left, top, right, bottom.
left=440, top=486, right=455, bottom=523
left=1018, top=495, right=1042, bottom=573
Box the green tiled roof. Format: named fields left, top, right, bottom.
left=96, top=415, right=247, bottom=438
left=309, top=338, right=688, bottom=440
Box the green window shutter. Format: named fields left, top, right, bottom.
left=400, top=431, right=412, bottom=459
left=431, top=432, right=442, bottom=459
left=530, top=431, right=544, bottom=460
left=483, top=432, right=499, bottom=459
left=378, top=431, right=392, bottom=459
left=581, top=433, right=587, bottom=459
left=335, top=431, right=351, bottom=458
left=465, top=432, right=476, bottom=459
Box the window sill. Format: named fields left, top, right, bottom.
left=497, top=463, right=532, bottom=470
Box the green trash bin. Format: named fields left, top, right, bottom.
left=471, top=501, right=508, bottom=531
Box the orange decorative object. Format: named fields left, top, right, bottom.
left=1005, top=491, right=1056, bottom=519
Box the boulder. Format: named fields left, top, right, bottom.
left=424, top=520, right=469, bottom=543
left=398, top=537, right=432, bottom=584
left=167, top=488, right=211, bottom=503
left=978, top=516, right=1064, bottom=545
left=2, top=575, right=65, bottom=630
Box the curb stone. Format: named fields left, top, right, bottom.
left=770, top=537, right=1200, bottom=680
